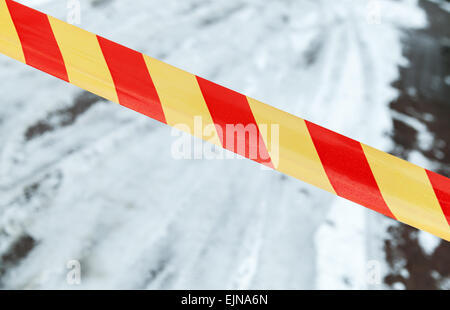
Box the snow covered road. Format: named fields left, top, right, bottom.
left=0, top=0, right=438, bottom=289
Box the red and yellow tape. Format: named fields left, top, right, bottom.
left=1, top=0, right=449, bottom=240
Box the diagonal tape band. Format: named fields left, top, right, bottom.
left=1, top=0, right=449, bottom=241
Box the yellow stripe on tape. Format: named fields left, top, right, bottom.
left=48, top=16, right=118, bottom=103
left=144, top=55, right=221, bottom=146
left=248, top=97, right=335, bottom=194
left=0, top=0, right=24, bottom=62
left=362, top=144, right=450, bottom=240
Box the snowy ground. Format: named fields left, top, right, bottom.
left=0, top=0, right=445, bottom=289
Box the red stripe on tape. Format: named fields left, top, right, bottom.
left=6, top=0, right=68, bottom=82
left=305, top=121, right=395, bottom=218
left=196, top=76, right=273, bottom=167
left=97, top=36, right=166, bottom=124
left=426, top=170, right=450, bottom=226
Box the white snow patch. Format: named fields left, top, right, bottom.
left=315, top=199, right=368, bottom=289
left=417, top=230, right=441, bottom=256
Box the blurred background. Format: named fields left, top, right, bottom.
left=0, top=0, right=448, bottom=289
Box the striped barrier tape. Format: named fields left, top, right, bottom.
left=0, top=0, right=449, bottom=241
